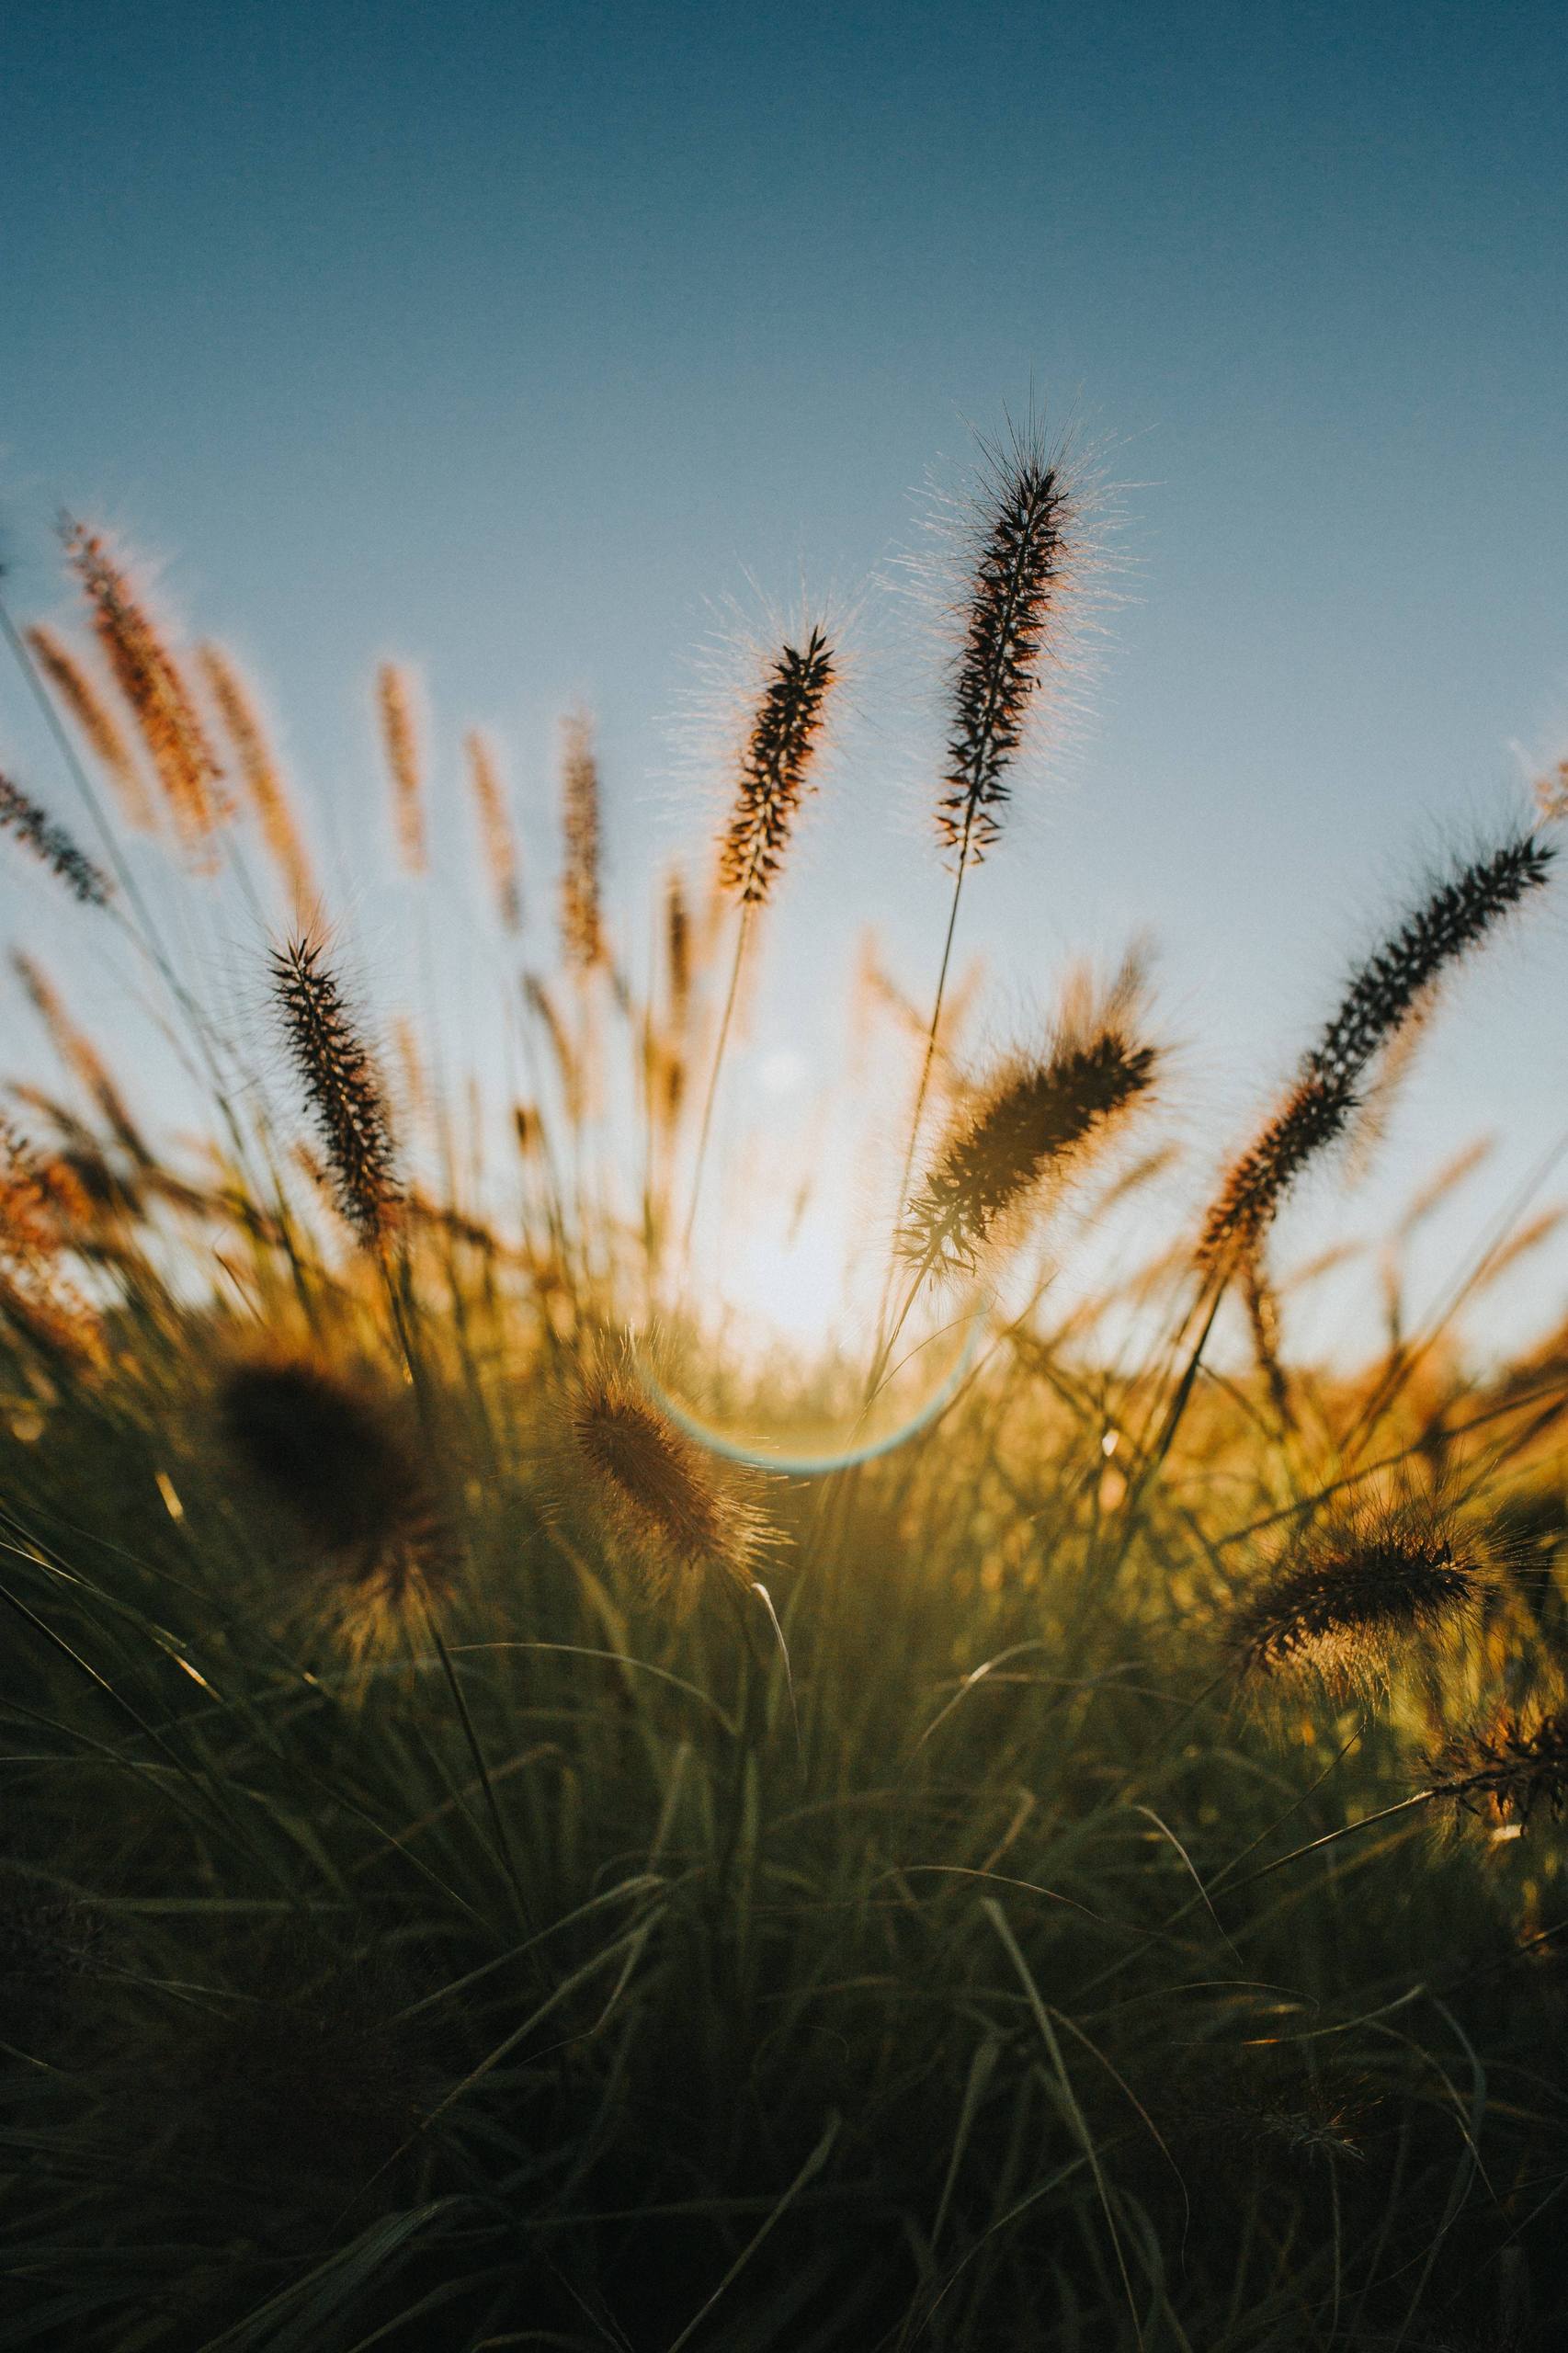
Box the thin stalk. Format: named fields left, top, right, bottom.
left=681, top=903, right=752, bottom=1260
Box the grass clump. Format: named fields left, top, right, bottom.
left=0, top=415, right=1567, bottom=2352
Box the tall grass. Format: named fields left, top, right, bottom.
left=0, top=442, right=1566, bottom=2353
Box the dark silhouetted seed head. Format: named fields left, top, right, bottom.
left=718, top=626, right=836, bottom=904
left=1426, top=1708, right=1568, bottom=1831
left=937, top=437, right=1078, bottom=867
left=1201, top=831, right=1554, bottom=1270
left=219, top=1353, right=446, bottom=1648
left=1227, top=1503, right=1482, bottom=1694
left=0, top=769, right=111, bottom=907
left=900, top=964, right=1157, bottom=1279
left=271, top=935, right=400, bottom=1242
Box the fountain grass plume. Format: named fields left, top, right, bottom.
left=935, top=426, right=1085, bottom=870
left=898, top=958, right=1158, bottom=1281
left=567, top=1344, right=771, bottom=1608
left=377, top=663, right=426, bottom=876
left=717, top=624, right=836, bottom=904
left=0, top=769, right=113, bottom=908
left=218, top=1350, right=447, bottom=1652
left=1226, top=1498, right=1483, bottom=1696
left=465, top=730, right=522, bottom=932
left=560, top=710, right=604, bottom=971
left=1200, top=827, right=1555, bottom=1272
left=1426, top=1706, right=1568, bottom=1831
left=271, top=934, right=401, bottom=1243
left=62, top=519, right=229, bottom=861
left=24, top=626, right=155, bottom=832
left=199, top=644, right=318, bottom=915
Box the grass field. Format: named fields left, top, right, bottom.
left=3, top=438, right=1568, bottom=2349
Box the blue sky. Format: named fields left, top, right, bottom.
left=5, top=0, right=1568, bottom=1354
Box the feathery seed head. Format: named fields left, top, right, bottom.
left=567, top=1346, right=770, bottom=1607
left=1426, top=1707, right=1568, bottom=1831
left=559, top=710, right=604, bottom=970
left=199, top=645, right=318, bottom=915
left=936, top=427, right=1085, bottom=868
left=1200, top=830, right=1554, bottom=1270
left=899, top=959, right=1157, bottom=1279
left=25, top=626, right=156, bottom=831
left=717, top=625, right=836, bottom=904
left=62, top=519, right=229, bottom=860
left=219, top=1352, right=446, bottom=1650
left=271, top=935, right=400, bottom=1243
left=465, top=729, right=522, bottom=931
left=0, top=769, right=112, bottom=907
left=1227, top=1501, right=1483, bottom=1694
left=377, top=663, right=426, bottom=875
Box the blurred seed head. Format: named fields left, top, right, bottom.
left=566, top=1344, right=771, bottom=1608
left=0, top=768, right=112, bottom=908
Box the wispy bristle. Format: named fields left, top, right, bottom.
left=937, top=434, right=1078, bottom=867
left=25, top=625, right=156, bottom=831
left=219, top=1353, right=445, bottom=1651
left=1200, top=830, right=1555, bottom=1269
left=1227, top=1502, right=1482, bottom=1694
left=464, top=730, right=522, bottom=931
left=899, top=965, right=1157, bottom=1279
left=377, top=665, right=426, bottom=875
left=1426, top=1707, right=1568, bottom=1830
left=718, top=626, right=835, bottom=904
left=568, top=1350, right=769, bottom=1607
left=271, top=937, right=400, bottom=1242
left=0, top=770, right=112, bottom=908
left=559, top=710, right=603, bottom=970
left=62, top=520, right=229, bottom=862
left=199, top=645, right=318, bottom=915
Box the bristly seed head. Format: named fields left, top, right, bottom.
left=0, top=770, right=112, bottom=908
left=937, top=436, right=1078, bottom=869
left=1200, top=830, right=1555, bottom=1270
left=218, top=1352, right=447, bottom=1652
left=718, top=627, right=836, bottom=905
left=271, top=936, right=400, bottom=1243
left=1426, top=1707, right=1568, bottom=1831
left=377, top=664, right=425, bottom=876
left=560, top=710, right=604, bottom=971
left=567, top=1348, right=770, bottom=1608
left=899, top=962, right=1157, bottom=1279
left=1226, top=1501, right=1483, bottom=1695
left=62, top=518, right=229, bottom=861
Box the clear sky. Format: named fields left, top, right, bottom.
left=5, top=0, right=1568, bottom=1357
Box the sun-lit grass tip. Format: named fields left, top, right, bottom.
left=25, top=625, right=156, bottom=832
left=218, top=1350, right=446, bottom=1650
left=1225, top=1502, right=1483, bottom=1695
left=559, top=710, right=604, bottom=970
left=566, top=1346, right=771, bottom=1608
left=1200, top=827, right=1555, bottom=1272
left=0, top=770, right=112, bottom=908
left=199, top=644, right=317, bottom=914
left=898, top=961, right=1157, bottom=1279
left=270, top=934, right=401, bottom=1242
left=718, top=625, right=836, bottom=905
left=936, top=427, right=1084, bottom=870
left=376, top=662, right=426, bottom=876
left=62, top=518, right=229, bottom=858
left=1426, top=1706, right=1568, bottom=1832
